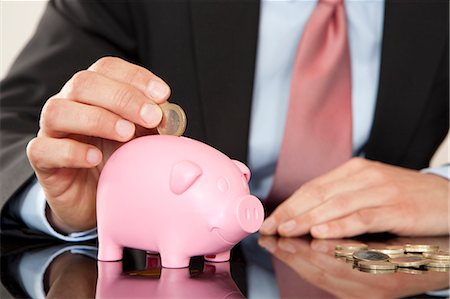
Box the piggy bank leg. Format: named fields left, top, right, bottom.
left=204, top=251, right=230, bottom=263
left=159, top=252, right=190, bottom=268
left=98, top=238, right=123, bottom=261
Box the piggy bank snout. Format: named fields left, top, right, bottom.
left=236, top=195, right=264, bottom=234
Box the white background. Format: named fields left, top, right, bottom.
left=0, top=0, right=448, bottom=166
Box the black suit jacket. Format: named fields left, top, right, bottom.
left=1, top=0, right=448, bottom=233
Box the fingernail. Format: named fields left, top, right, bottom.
left=279, top=220, right=296, bottom=233
left=311, top=243, right=329, bottom=253
left=260, top=218, right=276, bottom=234
left=140, top=103, right=162, bottom=126
left=147, top=80, right=169, bottom=100
left=86, top=148, right=101, bottom=165
left=311, top=224, right=329, bottom=236
left=259, top=238, right=276, bottom=253
left=279, top=241, right=297, bottom=254
left=115, top=119, right=135, bottom=138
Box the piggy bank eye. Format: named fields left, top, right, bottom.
left=217, top=177, right=229, bottom=193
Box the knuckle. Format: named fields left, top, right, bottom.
left=64, top=70, right=93, bottom=97
left=363, top=167, right=385, bottom=183
left=348, top=157, right=366, bottom=169
left=89, top=56, right=118, bottom=73
left=40, top=98, right=60, bottom=129
left=301, top=182, right=327, bottom=203
left=60, top=143, right=77, bottom=166
left=125, top=67, right=149, bottom=85
left=114, top=86, right=136, bottom=111
left=26, top=138, right=41, bottom=164
left=355, top=209, right=374, bottom=228
left=85, top=109, right=107, bottom=131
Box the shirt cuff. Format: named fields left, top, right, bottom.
left=12, top=178, right=97, bottom=241
left=421, top=164, right=450, bottom=180
left=18, top=244, right=97, bottom=299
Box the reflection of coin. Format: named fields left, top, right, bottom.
left=358, top=268, right=396, bottom=275
left=397, top=268, right=426, bottom=275
left=358, top=261, right=397, bottom=270
left=425, top=260, right=450, bottom=268
left=353, top=251, right=390, bottom=262
left=335, top=249, right=355, bottom=257
left=424, top=251, right=450, bottom=261
left=404, top=244, right=439, bottom=253
left=390, top=256, right=429, bottom=267
left=335, top=243, right=368, bottom=251
left=157, top=102, right=187, bottom=136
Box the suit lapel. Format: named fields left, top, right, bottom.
left=189, top=0, right=260, bottom=163
left=365, top=1, right=447, bottom=167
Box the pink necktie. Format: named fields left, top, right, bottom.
left=268, top=0, right=352, bottom=205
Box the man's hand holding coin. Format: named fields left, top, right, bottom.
left=26, top=57, right=173, bottom=234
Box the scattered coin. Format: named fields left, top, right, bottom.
left=371, top=246, right=404, bottom=257
left=126, top=269, right=161, bottom=277
left=335, top=243, right=368, bottom=251
left=390, top=256, right=429, bottom=268
left=358, top=268, right=396, bottom=275
left=353, top=250, right=390, bottom=262
left=345, top=256, right=354, bottom=263
left=397, top=268, right=427, bottom=275
left=425, top=260, right=450, bottom=268
left=425, top=251, right=450, bottom=261
left=335, top=249, right=355, bottom=257
left=358, top=261, right=397, bottom=271
left=157, top=102, right=187, bottom=136
left=426, top=266, right=450, bottom=272
left=404, top=244, right=439, bottom=253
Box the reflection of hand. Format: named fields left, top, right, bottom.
left=26, top=57, right=171, bottom=233
left=258, top=236, right=450, bottom=299
left=260, top=158, right=449, bottom=238
left=46, top=252, right=97, bottom=298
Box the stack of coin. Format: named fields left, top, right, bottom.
left=424, top=250, right=450, bottom=270
left=334, top=242, right=449, bottom=275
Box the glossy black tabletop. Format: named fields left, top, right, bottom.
left=1, top=234, right=449, bottom=298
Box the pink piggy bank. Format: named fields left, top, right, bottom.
left=96, top=135, right=264, bottom=268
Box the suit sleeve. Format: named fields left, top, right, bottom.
left=0, top=0, right=138, bottom=232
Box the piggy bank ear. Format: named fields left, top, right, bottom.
left=170, top=160, right=203, bottom=195
left=232, top=160, right=251, bottom=182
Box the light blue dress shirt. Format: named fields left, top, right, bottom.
left=9, top=0, right=448, bottom=241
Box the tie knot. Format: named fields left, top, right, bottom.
left=320, top=0, right=343, bottom=5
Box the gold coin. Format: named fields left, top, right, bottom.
left=335, top=243, right=368, bottom=251
left=425, top=251, right=450, bottom=261
left=425, top=260, right=450, bottom=268
left=358, top=261, right=397, bottom=270
left=335, top=249, right=355, bottom=257
left=389, top=256, right=429, bottom=268
left=358, top=268, right=396, bottom=275
left=370, top=246, right=404, bottom=257
left=397, top=268, right=426, bottom=275
left=426, top=266, right=450, bottom=272
left=404, top=244, right=439, bottom=253
left=345, top=256, right=355, bottom=263
left=157, top=102, right=187, bottom=136
left=353, top=250, right=390, bottom=262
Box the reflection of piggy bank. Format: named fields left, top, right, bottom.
left=97, top=135, right=264, bottom=268
left=96, top=258, right=245, bottom=299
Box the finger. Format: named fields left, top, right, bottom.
left=260, top=158, right=373, bottom=235
left=27, top=136, right=102, bottom=173
left=310, top=207, right=392, bottom=239
left=277, top=187, right=392, bottom=237
left=40, top=99, right=135, bottom=142
left=59, top=70, right=162, bottom=128
left=88, top=57, right=170, bottom=103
